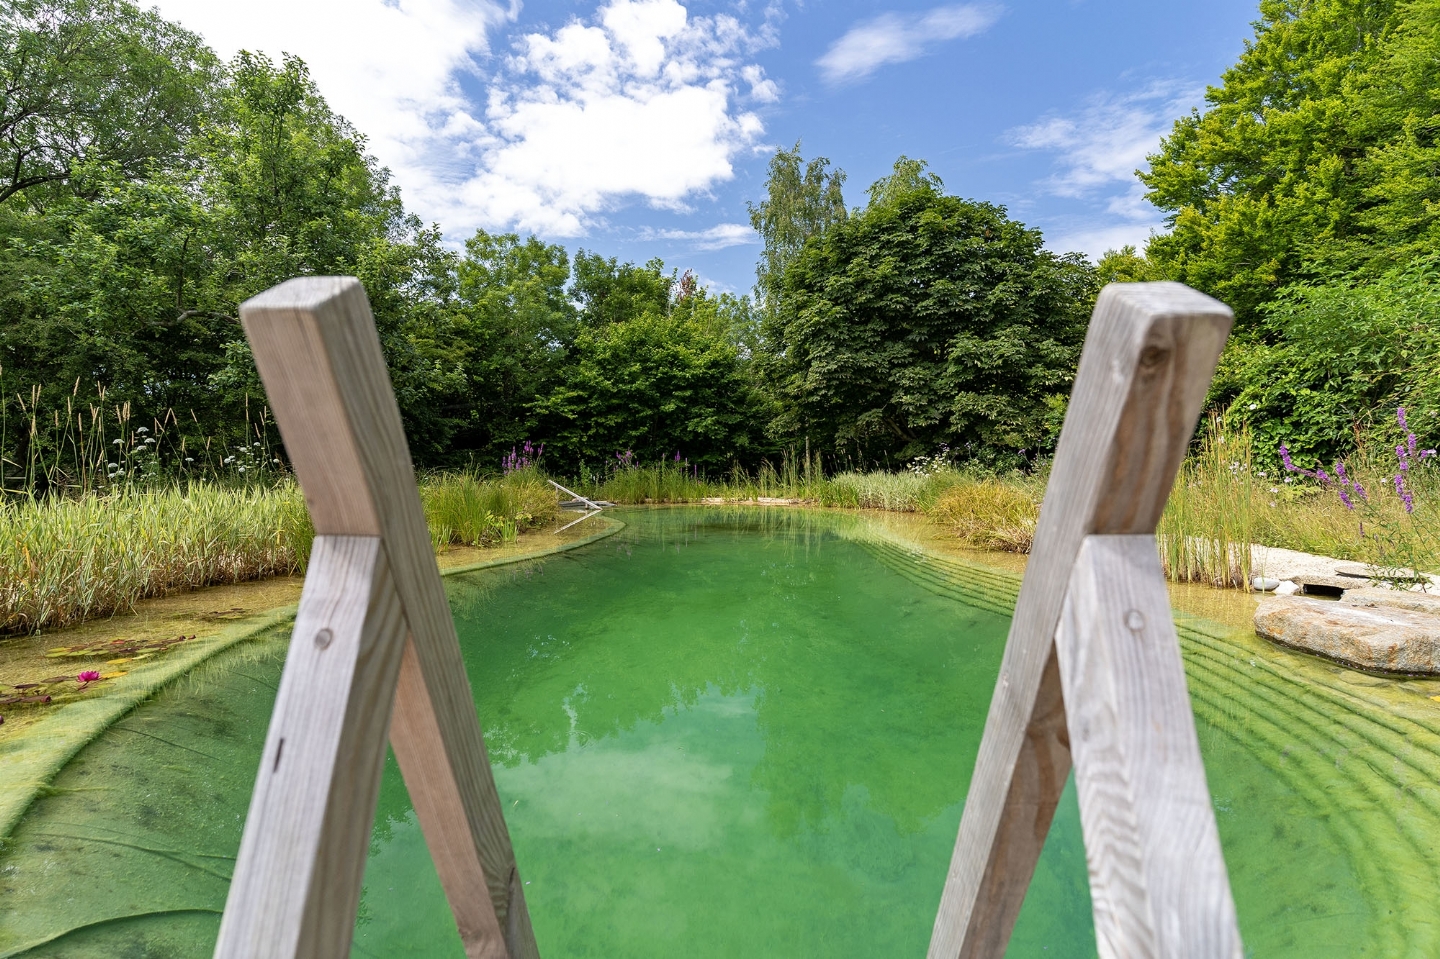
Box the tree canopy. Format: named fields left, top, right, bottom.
left=0, top=0, right=219, bottom=206
left=1143, top=0, right=1440, bottom=326
left=760, top=160, right=1095, bottom=467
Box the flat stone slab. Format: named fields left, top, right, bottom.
left=1255, top=596, right=1440, bottom=674
left=1341, top=587, right=1440, bottom=617
left=1290, top=574, right=1363, bottom=596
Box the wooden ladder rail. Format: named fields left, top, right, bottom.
left=926, top=282, right=1242, bottom=959
left=213, top=278, right=539, bottom=959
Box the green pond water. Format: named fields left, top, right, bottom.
left=3, top=507, right=1440, bottom=957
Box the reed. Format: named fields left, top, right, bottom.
left=0, top=483, right=313, bottom=635
left=419, top=468, right=562, bottom=549
left=0, top=470, right=564, bottom=636
left=579, top=452, right=966, bottom=512
left=1157, top=417, right=1256, bottom=587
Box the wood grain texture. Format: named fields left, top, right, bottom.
left=215, top=535, right=407, bottom=959
left=927, top=282, right=1232, bottom=959
left=1058, top=535, right=1241, bottom=959
left=235, top=277, right=536, bottom=959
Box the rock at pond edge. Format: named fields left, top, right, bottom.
left=1254, top=596, right=1440, bottom=675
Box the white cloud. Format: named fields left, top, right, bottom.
left=149, top=0, right=509, bottom=230
left=149, top=0, right=776, bottom=241
left=642, top=222, right=758, bottom=249
left=459, top=0, right=774, bottom=236
left=817, top=4, right=1001, bottom=85
left=1007, top=81, right=1203, bottom=258
left=1007, top=81, right=1201, bottom=199
left=1045, top=221, right=1159, bottom=261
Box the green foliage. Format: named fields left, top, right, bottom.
left=761, top=158, right=1096, bottom=467
left=0, top=0, right=219, bottom=206
left=536, top=311, right=762, bottom=470
left=0, top=47, right=467, bottom=469
left=1218, top=255, right=1440, bottom=467
left=747, top=141, right=847, bottom=311
left=450, top=231, right=576, bottom=458
left=1142, top=0, right=1440, bottom=325
left=1095, top=245, right=1167, bottom=285
left=570, top=251, right=672, bottom=326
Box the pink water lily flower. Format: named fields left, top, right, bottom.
left=76, top=670, right=101, bottom=684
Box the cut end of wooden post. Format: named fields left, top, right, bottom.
left=239, top=277, right=405, bottom=537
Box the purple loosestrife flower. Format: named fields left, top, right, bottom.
left=1403, top=490, right=1415, bottom=513
left=1399, top=407, right=1409, bottom=430
left=1280, top=444, right=1295, bottom=471
left=1396, top=474, right=1406, bottom=495
left=1339, top=488, right=1354, bottom=510
left=1336, top=461, right=1349, bottom=483
left=1409, top=433, right=1418, bottom=458
left=1422, top=449, right=1437, bottom=460
left=1317, top=468, right=1331, bottom=486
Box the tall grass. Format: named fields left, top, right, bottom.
left=579, top=453, right=965, bottom=512
left=0, top=484, right=313, bottom=634
left=420, top=468, right=562, bottom=549
left=0, top=470, right=563, bottom=636
left=1, top=374, right=282, bottom=495
left=1158, top=418, right=1256, bottom=587
left=1156, top=417, right=1440, bottom=585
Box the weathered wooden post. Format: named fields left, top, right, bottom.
left=927, top=282, right=1241, bottom=959
left=214, top=278, right=538, bottom=959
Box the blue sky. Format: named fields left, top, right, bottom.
left=151, top=0, right=1258, bottom=294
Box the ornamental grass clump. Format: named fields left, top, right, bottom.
left=1158, top=417, right=1255, bottom=587
left=590, top=456, right=719, bottom=504
left=824, top=470, right=958, bottom=512
left=926, top=476, right=1042, bottom=552
left=419, top=468, right=562, bottom=549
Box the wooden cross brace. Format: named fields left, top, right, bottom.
left=214, top=278, right=539, bottom=959
left=927, top=283, right=1243, bottom=959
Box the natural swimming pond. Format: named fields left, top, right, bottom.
left=2, top=507, right=1439, bottom=957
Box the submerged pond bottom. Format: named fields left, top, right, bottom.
left=2, top=508, right=1437, bottom=957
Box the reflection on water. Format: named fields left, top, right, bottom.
left=360, top=506, right=1092, bottom=958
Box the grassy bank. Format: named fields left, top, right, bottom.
left=578, top=459, right=970, bottom=512
left=1, top=469, right=560, bottom=635
left=575, top=431, right=1438, bottom=589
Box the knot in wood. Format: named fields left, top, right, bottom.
left=1138, top=345, right=1171, bottom=370
left=314, top=627, right=334, bottom=650
left=1124, top=609, right=1146, bottom=632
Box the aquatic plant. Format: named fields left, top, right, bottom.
left=418, top=468, right=560, bottom=550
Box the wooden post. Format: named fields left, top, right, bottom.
left=215, top=278, right=538, bottom=959
left=926, top=282, right=1239, bottom=959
